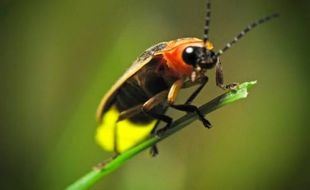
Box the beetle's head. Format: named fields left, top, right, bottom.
left=182, top=45, right=218, bottom=70
left=181, top=43, right=218, bottom=81
left=183, top=0, right=279, bottom=82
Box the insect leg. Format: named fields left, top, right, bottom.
left=168, top=79, right=211, bottom=128
left=216, top=61, right=239, bottom=90
left=118, top=90, right=170, bottom=156
left=142, top=91, right=172, bottom=134
left=184, top=76, right=208, bottom=105
left=117, top=104, right=143, bottom=122
left=118, top=90, right=168, bottom=121
left=142, top=91, right=171, bottom=156
left=149, top=143, right=159, bottom=157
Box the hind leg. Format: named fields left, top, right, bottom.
left=117, top=90, right=170, bottom=156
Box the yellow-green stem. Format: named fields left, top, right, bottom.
left=66, top=81, right=257, bottom=190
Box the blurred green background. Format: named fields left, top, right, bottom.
left=1, top=0, right=310, bottom=189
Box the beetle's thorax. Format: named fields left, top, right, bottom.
left=161, top=38, right=214, bottom=78
left=162, top=49, right=193, bottom=77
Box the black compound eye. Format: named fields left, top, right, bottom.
left=182, top=46, right=199, bottom=66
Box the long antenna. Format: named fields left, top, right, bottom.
left=203, top=0, right=212, bottom=44
left=217, top=13, right=279, bottom=56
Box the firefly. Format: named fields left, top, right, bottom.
left=95, top=0, right=278, bottom=155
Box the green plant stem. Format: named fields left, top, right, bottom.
left=66, top=81, right=257, bottom=190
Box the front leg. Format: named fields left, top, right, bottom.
left=216, top=61, right=239, bottom=90
left=166, top=79, right=211, bottom=129
left=183, top=76, right=208, bottom=105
